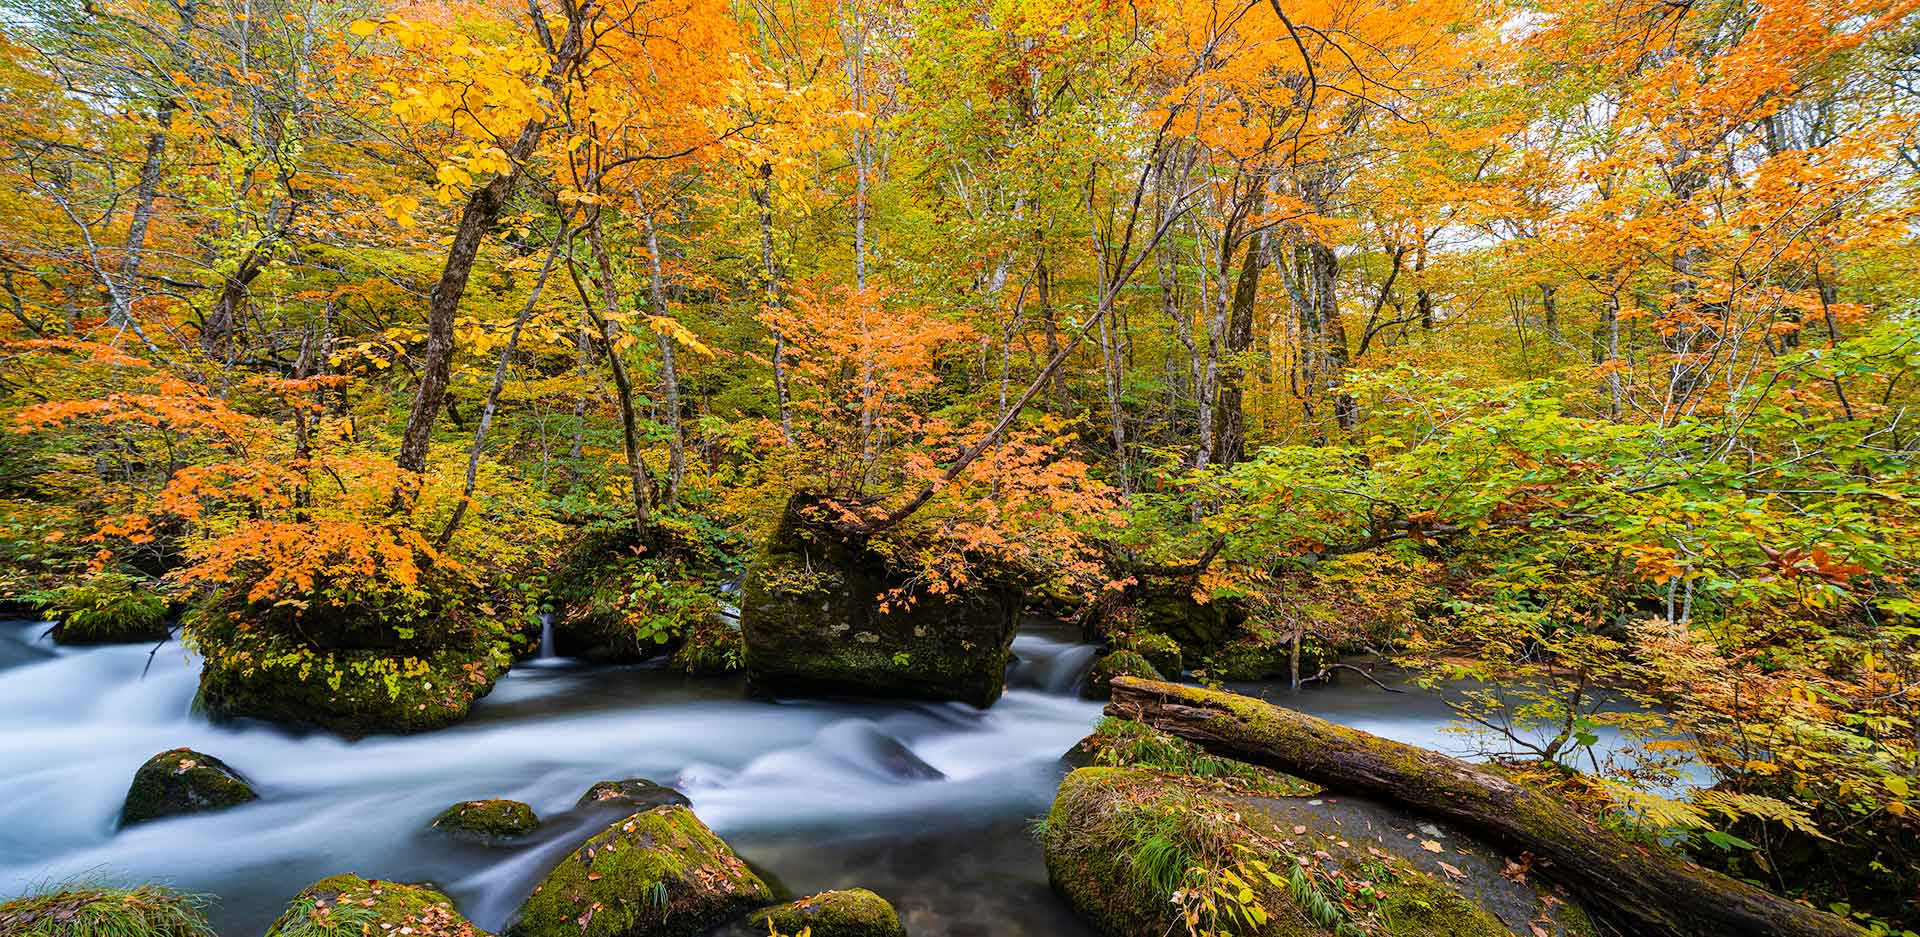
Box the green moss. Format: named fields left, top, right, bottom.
left=1203, top=636, right=1334, bottom=682
left=1080, top=718, right=1318, bottom=796
left=0, top=883, right=216, bottom=937
left=196, top=629, right=505, bottom=737
left=1081, top=650, right=1163, bottom=700
left=577, top=779, right=691, bottom=811
left=431, top=799, right=539, bottom=840
left=265, top=874, right=490, bottom=937
left=121, top=748, right=257, bottom=826
left=508, top=805, right=770, bottom=937
left=32, top=573, right=170, bottom=645
left=1121, top=633, right=1183, bottom=676
left=747, top=888, right=904, bottom=937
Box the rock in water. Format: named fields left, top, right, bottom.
left=741, top=494, right=1022, bottom=708
left=431, top=799, right=540, bottom=840
left=1080, top=650, right=1162, bottom=700
left=508, top=805, right=771, bottom=937
left=121, top=747, right=258, bottom=826
left=266, top=874, right=490, bottom=937
left=576, top=778, right=692, bottom=811
left=197, top=635, right=504, bottom=737
left=748, top=889, right=905, bottom=937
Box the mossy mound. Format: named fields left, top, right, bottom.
left=1133, top=584, right=1241, bottom=650
left=747, top=888, right=904, bottom=937
left=1080, top=650, right=1162, bottom=700
left=544, top=526, right=727, bottom=664
left=1120, top=633, right=1182, bottom=676
left=741, top=494, right=1022, bottom=708
left=31, top=573, right=170, bottom=645
left=1074, top=718, right=1318, bottom=796
left=197, top=631, right=505, bottom=737
left=1203, top=635, right=1334, bottom=682
left=121, top=748, right=258, bottom=826
left=577, top=778, right=691, bottom=812
left=0, top=883, right=215, bottom=937
left=671, top=615, right=743, bottom=675
left=265, top=874, right=491, bottom=937
left=508, top=805, right=771, bottom=937
left=431, top=799, right=539, bottom=840
left=1042, top=767, right=1517, bottom=937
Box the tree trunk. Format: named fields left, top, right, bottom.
left=645, top=214, right=684, bottom=506
left=1209, top=227, right=1263, bottom=469
left=1106, top=678, right=1867, bottom=937
left=585, top=211, right=653, bottom=535
left=752, top=161, right=793, bottom=442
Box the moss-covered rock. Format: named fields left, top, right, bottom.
left=1042, top=767, right=1522, bottom=937
left=31, top=572, right=170, bottom=645
left=1203, top=635, right=1334, bottom=682
left=671, top=615, right=743, bottom=675
left=577, top=778, right=691, bottom=812
left=747, top=888, right=904, bottom=937
left=508, top=805, right=771, bottom=937
left=266, top=874, right=490, bottom=937
left=431, top=799, right=539, bottom=840
left=0, top=883, right=215, bottom=937
left=1080, top=650, right=1162, bottom=700
left=1134, top=585, right=1240, bottom=650
left=741, top=495, right=1022, bottom=708
left=121, top=748, right=258, bottom=826
left=197, top=630, right=505, bottom=737
left=1120, top=632, right=1182, bottom=676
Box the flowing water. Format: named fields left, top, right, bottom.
left=0, top=617, right=1615, bottom=936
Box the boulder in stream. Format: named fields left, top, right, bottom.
left=0, top=883, right=214, bottom=937
left=747, top=888, right=905, bottom=937
left=1080, top=650, right=1162, bottom=700
left=121, top=747, right=258, bottom=826
left=577, top=778, right=692, bottom=812
left=197, top=633, right=505, bottom=737
left=266, top=874, right=490, bottom=937
left=740, top=494, right=1022, bottom=708
left=431, top=799, right=540, bottom=840
left=508, top=805, right=771, bottom=937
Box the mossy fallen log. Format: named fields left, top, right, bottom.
left=1106, top=677, right=1865, bottom=937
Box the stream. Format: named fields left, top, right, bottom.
left=0, top=617, right=1570, bottom=936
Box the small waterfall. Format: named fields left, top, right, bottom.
left=536, top=612, right=556, bottom=659
left=1006, top=634, right=1100, bottom=695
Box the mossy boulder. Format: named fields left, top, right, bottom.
left=747, top=888, right=904, bottom=937
left=508, top=805, right=771, bottom=937
left=266, top=874, right=490, bottom=937
left=577, top=778, right=692, bottom=812
left=0, top=883, right=215, bottom=937
left=741, top=494, right=1022, bottom=708
left=1120, top=632, right=1182, bottom=676
left=1134, top=585, right=1240, bottom=650
left=197, top=631, right=505, bottom=737
left=1203, top=635, right=1334, bottom=682
left=32, top=573, right=170, bottom=645
left=432, top=799, right=539, bottom=840
left=1081, top=650, right=1162, bottom=700
left=121, top=748, right=258, bottom=826
left=1042, top=767, right=1521, bottom=937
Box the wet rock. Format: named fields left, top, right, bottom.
left=1133, top=585, right=1240, bottom=650
left=1080, top=650, right=1161, bottom=701
left=508, top=805, right=771, bottom=937
left=121, top=747, right=258, bottom=826
left=266, top=874, right=490, bottom=937
left=1120, top=632, right=1182, bottom=676
left=197, top=634, right=505, bottom=737
left=0, top=883, right=213, bottom=937
left=431, top=799, right=539, bottom=840
left=1042, top=766, right=1594, bottom=937
left=741, top=494, right=1022, bottom=708
left=748, top=888, right=905, bottom=937
left=577, top=778, right=692, bottom=812
left=1203, top=635, right=1334, bottom=682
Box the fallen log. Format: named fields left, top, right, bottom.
left=1106, top=677, right=1864, bottom=937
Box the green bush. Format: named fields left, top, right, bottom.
left=30, top=572, right=169, bottom=644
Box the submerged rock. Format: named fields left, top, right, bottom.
left=508, top=805, right=771, bottom=937
left=741, top=494, right=1022, bottom=708
left=1080, top=650, right=1162, bottom=700
left=121, top=747, right=258, bottom=826
left=0, top=883, right=213, bottom=937
left=748, top=888, right=905, bottom=937
left=577, top=778, right=692, bottom=812
left=266, top=874, right=490, bottom=937
left=431, top=799, right=539, bottom=840
left=197, top=635, right=504, bottom=737
left=1043, top=766, right=1587, bottom=937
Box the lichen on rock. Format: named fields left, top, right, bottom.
left=747, top=888, right=904, bottom=937
left=265, top=874, right=490, bottom=937
left=507, top=805, right=770, bottom=937
left=121, top=747, right=258, bottom=826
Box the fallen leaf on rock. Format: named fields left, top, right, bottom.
left=1420, top=839, right=1444, bottom=853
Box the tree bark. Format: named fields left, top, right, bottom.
left=645, top=213, right=684, bottom=506
left=1106, top=678, right=1866, bottom=937
left=1209, top=227, right=1263, bottom=469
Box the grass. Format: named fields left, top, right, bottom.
left=0, top=882, right=217, bottom=937
left=1087, top=717, right=1320, bottom=795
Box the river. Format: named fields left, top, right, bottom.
left=0, top=617, right=1561, bottom=936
